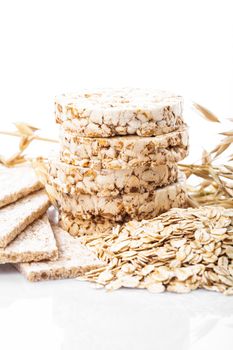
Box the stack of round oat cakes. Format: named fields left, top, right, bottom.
left=45, top=88, right=189, bottom=236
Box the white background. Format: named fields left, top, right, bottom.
left=0, top=1, right=233, bottom=349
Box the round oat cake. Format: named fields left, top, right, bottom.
left=59, top=127, right=189, bottom=169
left=59, top=211, right=118, bottom=237
left=45, top=159, right=179, bottom=197
left=55, top=88, right=184, bottom=137
left=46, top=172, right=187, bottom=221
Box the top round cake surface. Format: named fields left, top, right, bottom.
left=55, top=88, right=183, bottom=112
left=55, top=88, right=184, bottom=138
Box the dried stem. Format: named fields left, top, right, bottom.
left=0, top=131, right=58, bottom=143
left=182, top=103, right=233, bottom=208
left=0, top=122, right=58, bottom=167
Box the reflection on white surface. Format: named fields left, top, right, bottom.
left=0, top=298, right=63, bottom=350
left=1, top=265, right=233, bottom=350
left=190, top=315, right=233, bottom=350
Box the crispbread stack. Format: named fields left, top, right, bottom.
left=44, top=88, right=189, bottom=236
left=0, top=166, right=102, bottom=281
left=0, top=167, right=55, bottom=263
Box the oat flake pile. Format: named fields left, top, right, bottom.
left=81, top=206, right=233, bottom=295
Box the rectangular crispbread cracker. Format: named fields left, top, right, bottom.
left=15, top=225, right=104, bottom=281
left=0, top=190, right=50, bottom=248
left=0, top=215, right=58, bottom=263
left=0, top=165, right=42, bottom=208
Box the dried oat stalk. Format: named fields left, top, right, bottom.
left=0, top=123, right=58, bottom=167
left=180, top=103, right=233, bottom=208
left=79, top=206, right=233, bottom=294
left=192, top=102, right=220, bottom=123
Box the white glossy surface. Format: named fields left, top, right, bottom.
left=1, top=264, right=233, bottom=350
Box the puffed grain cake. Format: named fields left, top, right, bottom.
left=45, top=159, right=179, bottom=197
left=48, top=172, right=187, bottom=221
left=59, top=212, right=118, bottom=237
left=55, top=88, right=184, bottom=137
left=0, top=190, right=50, bottom=248
left=60, top=127, right=189, bottom=169
left=0, top=165, right=42, bottom=208
left=14, top=225, right=104, bottom=281
left=0, top=215, right=58, bottom=264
